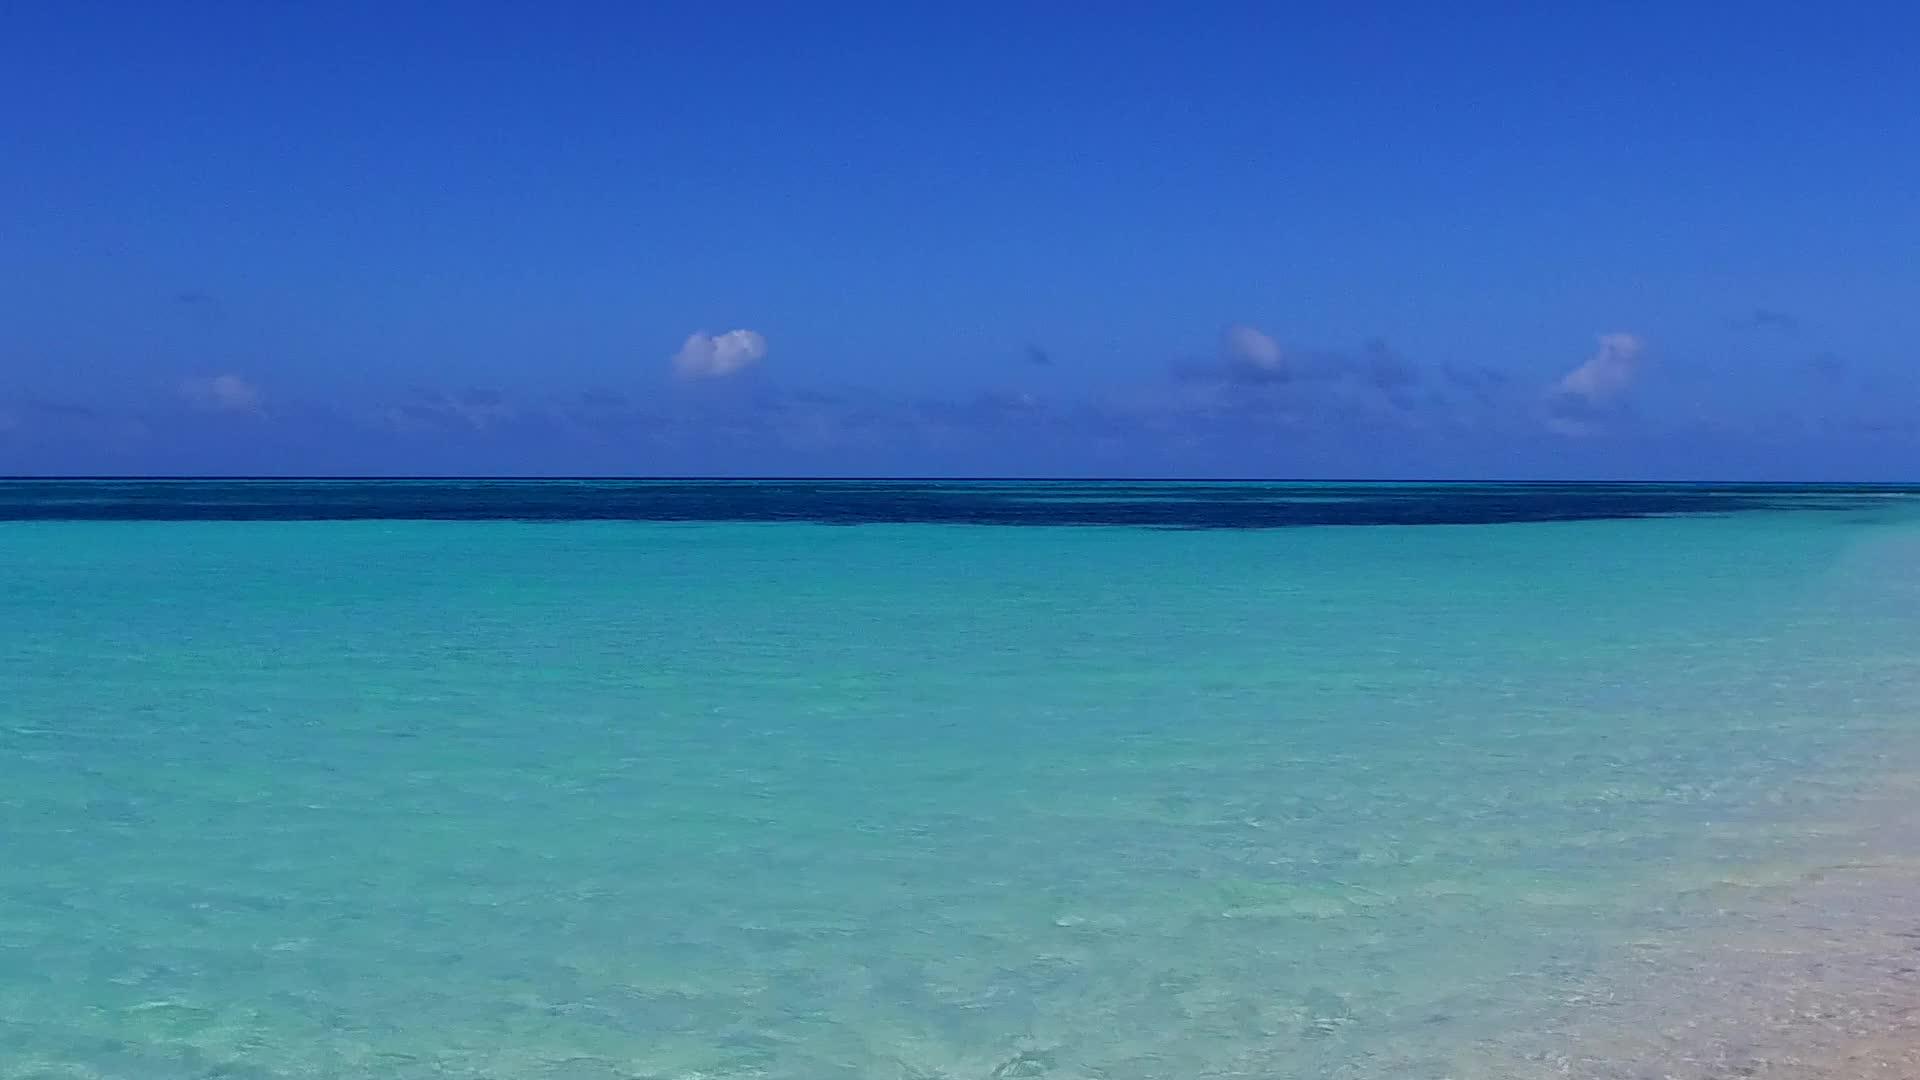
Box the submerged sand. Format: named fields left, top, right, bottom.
left=1484, top=822, right=1920, bottom=1078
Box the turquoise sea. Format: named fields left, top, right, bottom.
left=5, top=482, right=1920, bottom=1079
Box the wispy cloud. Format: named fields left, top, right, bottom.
left=111, top=319, right=1908, bottom=476
left=1735, top=307, right=1799, bottom=333
left=1546, top=332, right=1644, bottom=436
left=173, top=290, right=224, bottom=325
left=916, top=390, right=1046, bottom=430
left=1354, top=338, right=1418, bottom=392
left=672, top=329, right=768, bottom=379
left=4, top=397, right=153, bottom=445
left=1554, top=332, right=1644, bottom=404
left=1221, top=324, right=1287, bottom=380
left=548, top=388, right=638, bottom=436
left=22, top=397, right=106, bottom=421
left=1186, top=327, right=1428, bottom=400
left=180, top=373, right=264, bottom=415
left=384, top=387, right=516, bottom=432
left=1441, top=363, right=1513, bottom=405
left=1175, top=327, right=1444, bottom=428
left=1803, top=352, right=1847, bottom=381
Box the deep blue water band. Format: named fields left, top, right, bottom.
left=0, top=480, right=1914, bottom=527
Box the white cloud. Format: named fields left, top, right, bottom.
left=672, top=329, right=767, bottom=379
left=1555, top=332, right=1644, bottom=403
left=1223, top=324, right=1285, bottom=374
left=181, top=373, right=264, bottom=414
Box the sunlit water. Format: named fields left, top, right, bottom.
left=4, top=483, right=1918, bottom=1079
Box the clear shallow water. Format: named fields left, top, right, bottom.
left=4, top=483, right=1920, bottom=1079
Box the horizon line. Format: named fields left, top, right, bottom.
left=4, top=475, right=1919, bottom=487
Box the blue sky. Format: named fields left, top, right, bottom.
left=2, top=2, right=1916, bottom=477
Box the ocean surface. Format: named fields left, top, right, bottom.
left=4, top=481, right=1920, bottom=1080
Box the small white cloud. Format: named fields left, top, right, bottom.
left=1223, top=324, right=1284, bottom=373
left=1555, top=332, right=1644, bottom=403
left=181, top=373, right=264, bottom=414
left=672, top=329, right=767, bottom=379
